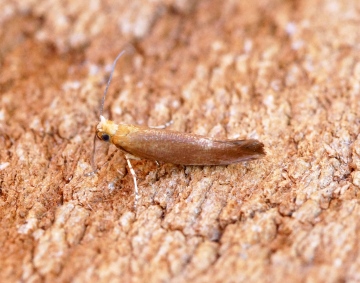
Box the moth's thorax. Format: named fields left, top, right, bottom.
left=97, top=115, right=119, bottom=136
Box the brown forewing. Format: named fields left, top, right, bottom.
left=111, top=126, right=265, bottom=165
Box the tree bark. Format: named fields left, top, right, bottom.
left=1, top=0, right=360, bottom=282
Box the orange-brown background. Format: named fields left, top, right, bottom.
left=1, top=0, right=360, bottom=282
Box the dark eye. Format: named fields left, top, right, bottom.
left=101, top=134, right=110, bottom=141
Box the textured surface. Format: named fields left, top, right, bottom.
left=1, top=0, right=360, bottom=282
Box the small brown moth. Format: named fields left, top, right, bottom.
left=93, top=51, right=265, bottom=207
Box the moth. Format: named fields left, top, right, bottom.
left=93, top=51, right=265, bottom=207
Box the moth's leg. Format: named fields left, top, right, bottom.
left=124, top=153, right=140, bottom=209
left=148, top=120, right=173, bottom=129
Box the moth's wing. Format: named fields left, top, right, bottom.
left=112, top=127, right=265, bottom=165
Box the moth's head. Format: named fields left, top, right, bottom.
left=96, top=115, right=118, bottom=142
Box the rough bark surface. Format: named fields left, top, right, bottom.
left=1, top=0, right=360, bottom=282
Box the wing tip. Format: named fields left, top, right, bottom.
left=246, top=139, right=266, bottom=156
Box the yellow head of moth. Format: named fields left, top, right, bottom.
left=96, top=115, right=119, bottom=142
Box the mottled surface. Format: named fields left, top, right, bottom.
left=1, top=0, right=360, bottom=282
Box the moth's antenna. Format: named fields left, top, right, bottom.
left=88, top=49, right=129, bottom=175
left=90, top=133, right=97, bottom=173
left=99, top=49, right=127, bottom=117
